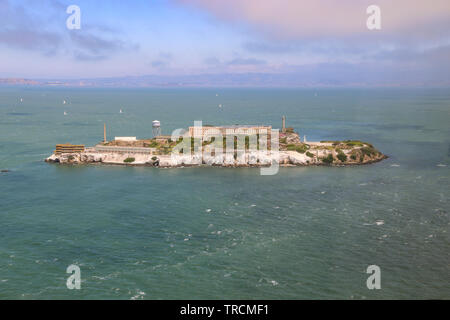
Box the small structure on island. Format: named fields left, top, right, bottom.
left=55, top=144, right=85, bottom=155
left=155, top=135, right=172, bottom=143
left=282, top=116, right=286, bottom=133
left=115, top=137, right=137, bottom=142
left=152, top=120, right=161, bottom=138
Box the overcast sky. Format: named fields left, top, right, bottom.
left=0, top=0, right=449, bottom=85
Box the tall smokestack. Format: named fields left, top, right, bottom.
left=282, top=116, right=286, bottom=133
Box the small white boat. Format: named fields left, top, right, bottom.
left=119, top=109, right=123, bottom=114
left=63, top=100, right=67, bottom=104
left=64, top=111, right=68, bottom=116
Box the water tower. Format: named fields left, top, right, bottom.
left=152, top=120, right=161, bottom=137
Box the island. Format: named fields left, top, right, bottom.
left=45, top=120, right=387, bottom=168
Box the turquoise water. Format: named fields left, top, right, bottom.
left=0, top=87, right=449, bottom=299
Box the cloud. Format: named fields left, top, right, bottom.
left=0, top=0, right=136, bottom=61
left=0, top=0, right=62, bottom=53
left=69, top=32, right=131, bottom=60
left=150, top=52, right=173, bottom=69
left=177, top=0, right=450, bottom=39
left=0, top=29, right=61, bottom=53
left=73, top=51, right=107, bottom=61
left=227, top=57, right=266, bottom=66
left=151, top=60, right=168, bottom=68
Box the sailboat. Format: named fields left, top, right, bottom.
left=63, top=100, right=67, bottom=105
left=119, top=108, right=123, bottom=114
left=64, top=111, right=68, bottom=116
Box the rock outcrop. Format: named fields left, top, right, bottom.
left=46, top=132, right=387, bottom=168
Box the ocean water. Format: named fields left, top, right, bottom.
left=0, top=87, right=449, bottom=299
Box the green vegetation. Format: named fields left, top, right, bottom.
left=337, top=151, right=347, bottom=162
left=320, top=141, right=340, bottom=146
left=287, top=144, right=308, bottom=153
left=286, top=144, right=296, bottom=151
left=296, top=144, right=308, bottom=153
left=350, top=154, right=357, bottom=161
left=306, top=151, right=314, bottom=158
left=202, top=139, right=213, bottom=146
left=322, top=154, right=334, bottom=164
left=344, top=140, right=364, bottom=147
left=361, top=146, right=377, bottom=157
left=151, top=156, right=158, bottom=161
left=285, top=127, right=295, bottom=133
left=124, top=157, right=135, bottom=163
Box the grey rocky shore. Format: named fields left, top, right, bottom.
left=45, top=142, right=387, bottom=168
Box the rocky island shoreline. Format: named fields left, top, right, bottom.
left=45, top=127, right=387, bottom=168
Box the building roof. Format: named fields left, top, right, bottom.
left=192, top=125, right=271, bottom=129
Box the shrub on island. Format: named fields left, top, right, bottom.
left=287, top=144, right=308, bottom=153
left=322, top=154, right=334, bottom=164
left=361, top=146, right=377, bottom=157
left=344, top=140, right=365, bottom=147
left=124, top=157, right=135, bottom=163
left=337, top=151, right=347, bottom=162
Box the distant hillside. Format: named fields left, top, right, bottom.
left=0, top=74, right=447, bottom=88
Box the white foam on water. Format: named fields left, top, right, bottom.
left=390, top=164, right=400, bottom=167
left=375, top=220, right=385, bottom=226
left=436, top=164, right=447, bottom=167
left=130, top=291, right=146, bottom=300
